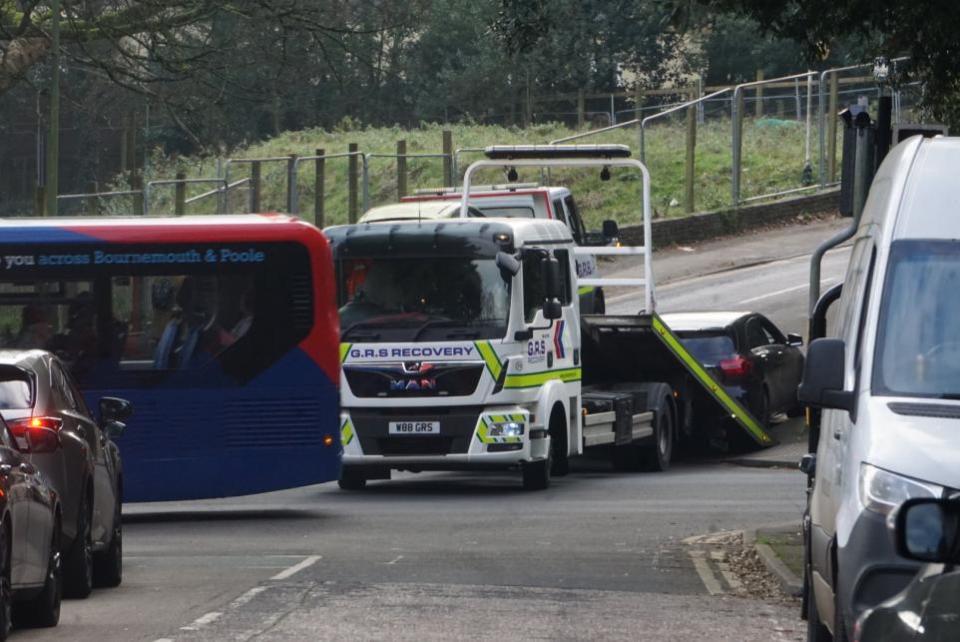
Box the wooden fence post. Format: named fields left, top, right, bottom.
left=827, top=74, right=839, bottom=182
left=397, top=140, right=408, bottom=198
left=442, top=130, right=453, bottom=186
left=130, top=173, right=144, bottom=216
left=685, top=99, right=697, bottom=214
left=755, top=69, right=765, bottom=118
left=577, top=89, right=585, bottom=129
left=314, top=148, right=325, bottom=227
left=86, top=182, right=100, bottom=216
left=286, top=154, right=297, bottom=213
left=250, top=162, right=261, bottom=213
left=174, top=171, right=186, bottom=216
left=348, top=143, right=359, bottom=223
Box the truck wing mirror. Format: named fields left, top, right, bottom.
left=601, top=219, right=619, bottom=241
left=496, top=251, right=520, bottom=277
left=894, top=498, right=960, bottom=564
left=543, top=257, right=562, bottom=300
left=797, top=338, right=854, bottom=412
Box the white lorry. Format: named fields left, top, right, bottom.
left=327, top=146, right=773, bottom=490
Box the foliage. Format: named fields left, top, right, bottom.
left=688, top=0, right=960, bottom=128
left=128, top=119, right=815, bottom=228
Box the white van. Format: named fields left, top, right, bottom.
left=800, top=135, right=960, bottom=640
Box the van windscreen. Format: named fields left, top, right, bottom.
left=874, top=239, right=960, bottom=398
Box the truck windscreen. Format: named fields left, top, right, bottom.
left=874, top=239, right=960, bottom=399
left=338, top=256, right=510, bottom=341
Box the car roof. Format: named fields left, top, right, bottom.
left=359, top=201, right=465, bottom=223
left=0, top=350, right=49, bottom=369
left=659, top=311, right=752, bottom=332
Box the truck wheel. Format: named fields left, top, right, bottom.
left=643, top=404, right=674, bottom=472
left=549, top=409, right=569, bottom=477
left=522, top=450, right=551, bottom=491
left=338, top=469, right=367, bottom=491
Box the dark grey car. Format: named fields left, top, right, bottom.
left=0, top=351, right=130, bottom=599
left=0, top=415, right=63, bottom=639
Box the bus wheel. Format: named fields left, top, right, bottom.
left=338, top=469, right=367, bottom=491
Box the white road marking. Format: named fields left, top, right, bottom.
left=385, top=555, right=404, bottom=565
left=180, top=611, right=223, bottom=631
left=229, top=586, right=269, bottom=609
left=270, top=554, right=322, bottom=580
left=688, top=550, right=724, bottom=595
left=738, top=278, right=836, bottom=305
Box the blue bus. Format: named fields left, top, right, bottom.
left=0, top=215, right=342, bottom=501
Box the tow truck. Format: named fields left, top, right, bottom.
left=327, top=145, right=774, bottom=490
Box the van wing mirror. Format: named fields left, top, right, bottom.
left=894, top=498, right=960, bottom=564
left=787, top=333, right=804, bottom=347
left=797, top=338, right=854, bottom=412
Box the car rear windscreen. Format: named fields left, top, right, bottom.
left=676, top=333, right=736, bottom=366
left=0, top=367, right=33, bottom=409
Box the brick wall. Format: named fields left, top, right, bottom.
left=618, top=189, right=840, bottom=250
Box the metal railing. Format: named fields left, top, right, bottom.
left=145, top=178, right=227, bottom=215
left=361, top=152, right=451, bottom=212
left=731, top=71, right=818, bottom=206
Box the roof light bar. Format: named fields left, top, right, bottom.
left=483, top=144, right=631, bottom=160
left=411, top=182, right=540, bottom=196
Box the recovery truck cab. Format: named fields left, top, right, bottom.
left=360, top=183, right=616, bottom=313
left=328, top=145, right=774, bottom=491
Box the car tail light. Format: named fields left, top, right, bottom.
left=719, top=355, right=752, bottom=380
left=8, top=417, right=63, bottom=453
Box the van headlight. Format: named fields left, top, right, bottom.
left=858, top=463, right=942, bottom=515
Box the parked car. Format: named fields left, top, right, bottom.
left=0, top=351, right=130, bottom=599
left=799, top=136, right=960, bottom=640
left=0, top=416, right=62, bottom=639
left=853, top=496, right=960, bottom=642
left=660, top=311, right=805, bottom=427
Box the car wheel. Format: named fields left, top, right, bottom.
left=93, top=500, right=122, bottom=588
left=18, top=519, right=61, bottom=628
left=643, top=404, right=674, bottom=472
left=0, top=520, right=10, bottom=642
left=63, top=493, right=93, bottom=599
left=338, top=469, right=367, bottom=491
left=806, top=580, right=833, bottom=642
left=756, top=389, right=771, bottom=428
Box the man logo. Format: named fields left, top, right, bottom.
left=390, top=363, right=437, bottom=392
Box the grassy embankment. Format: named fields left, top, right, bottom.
left=136, top=118, right=816, bottom=229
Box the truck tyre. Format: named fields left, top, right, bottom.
left=338, top=469, right=367, bottom=491
left=522, top=449, right=551, bottom=491
left=643, top=403, right=674, bottom=472
left=549, top=408, right=569, bottom=477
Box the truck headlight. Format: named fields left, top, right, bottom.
left=488, top=421, right=524, bottom=437
left=858, top=463, right=942, bottom=516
